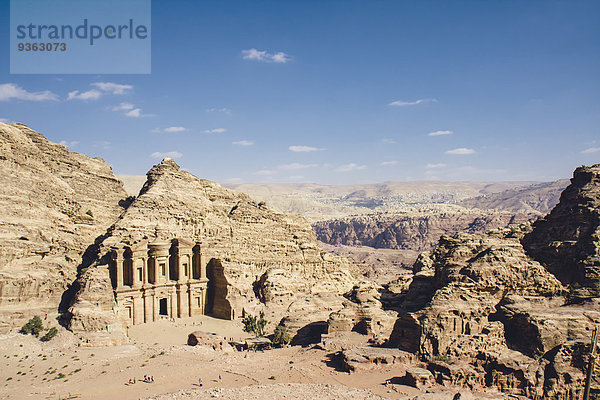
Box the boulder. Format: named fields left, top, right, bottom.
left=187, top=331, right=232, bottom=351
left=404, top=367, right=435, bottom=389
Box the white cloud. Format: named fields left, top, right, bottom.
left=205, top=107, right=232, bottom=115
left=111, top=102, right=151, bottom=118
left=445, top=148, right=476, bottom=155
left=111, top=102, right=135, bottom=111
left=91, top=82, right=133, bottom=95
left=125, top=108, right=142, bottom=118
left=428, top=130, right=453, bottom=137
left=288, top=145, right=325, bottom=152
left=426, top=163, right=447, bottom=169
left=381, top=138, right=396, bottom=144
left=204, top=128, right=227, bottom=134
left=125, top=108, right=153, bottom=118
left=242, top=48, right=291, bottom=63
left=233, top=140, right=254, bottom=146
left=164, top=126, right=187, bottom=133
left=0, top=118, right=8, bottom=123
left=67, top=89, right=102, bottom=101
left=151, top=151, right=182, bottom=159
left=0, top=83, right=58, bottom=102
left=335, top=163, right=367, bottom=172
left=254, top=169, right=276, bottom=176
left=380, top=161, right=398, bottom=166
left=388, top=98, right=437, bottom=107
left=69, top=82, right=132, bottom=101
left=59, top=140, right=79, bottom=148
left=278, top=163, right=318, bottom=171
left=581, top=147, right=600, bottom=154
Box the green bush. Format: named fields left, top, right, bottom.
left=40, top=327, right=58, bottom=342
left=272, top=325, right=291, bottom=347
left=433, top=354, right=452, bottom=363
left=20, top=316, right=44, bottom=337
left=242, top=311, right=268, bottom=337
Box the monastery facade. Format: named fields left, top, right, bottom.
left=108, top=238, right=209, bottom=326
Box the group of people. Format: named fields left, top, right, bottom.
left=126, top=375, right=154, bottom=385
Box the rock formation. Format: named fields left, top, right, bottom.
left=0, top=123, right=127, bottom=331
left=66, top=157, right=358, bottom=344
left=522, top=164, right=600, bottom=299
left=329, top=164, right=600, bottom=399
left=187, top=331, right=233, bottom=351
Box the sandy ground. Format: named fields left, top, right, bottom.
left=0, top=315, right=506, bottom=400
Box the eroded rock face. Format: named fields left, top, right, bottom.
left=382, top=227, right=600, bottom=398
left=313, top=205, right=531, bottom=252
left=66, top=265, right=128, bottom=346
left=0, top=123, right=127, bottom=330
left=67, top=158, right=358, bottom=343
left=388, top=229, right=566, bottom=359
left=522, top=164, right=600, bottom=299
left=328, top=282, right=397, bottom=341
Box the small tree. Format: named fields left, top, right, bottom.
left=272, top=324, right=291, bottom=347
left=242, top=311, right=268, bottom=337
left=40, top=327, right=58, bottom=342
left=20, top=316, right=44, bottom=337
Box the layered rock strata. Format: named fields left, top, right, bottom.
left=313, top=205, right=531, bottom=252
left=0, top=123, right=127, bottom=331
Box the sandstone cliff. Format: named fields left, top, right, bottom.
left=313, top=205, right=531, bottom=252
left=0, top=123, right=127, bottom=331
left=522, top=164, right=600, bottom=299
left=67, top=158, right=358, bottom=344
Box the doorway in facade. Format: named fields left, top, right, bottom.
left=159, top=298, right=168, bottom=316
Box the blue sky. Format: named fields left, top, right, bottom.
left=1, top=0, right=599, bottom=184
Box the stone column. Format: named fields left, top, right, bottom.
left=200, top=288, right=206, bottom=314
left=141, top=257, right=148, bottom=285
left=143, top=289, right=153, bottom=323
left=188, top=287, right=194, bottom=317
left=176, top=286, right=184, bottom=318
left=114, top=251, right=123, bottom=289
left=169, top=292, right=176, bottom=318
left=153, top=295, right=158, bottom=321
left=176, top=255, right=183, bottom=283
left=133, top=294, right=144, bottom=325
